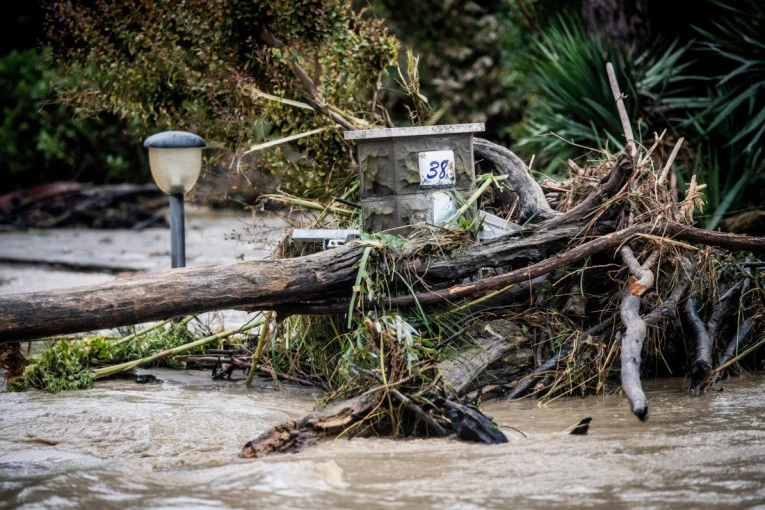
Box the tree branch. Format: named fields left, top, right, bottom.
left=473, top=138, right=560, bottom=223
left=618, top=246, right=654, bottom=421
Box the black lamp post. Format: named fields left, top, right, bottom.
left=144, top=131, right=206, bottom=268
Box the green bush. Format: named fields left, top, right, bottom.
left=8, top=322, right=201, bottom=393
left=683, top=0, right=765, bottom=229
left=8, top=340, right=95, bottom=393
left=508, top=3, right=765, bottom=228
left=46, top=0, right=399, bottom=199
left=515, top=18, right=691, bottom=173
left=0, top=48, right=148, bottom=192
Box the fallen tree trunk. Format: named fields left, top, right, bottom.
left=0, top=245, right=364, bottom=342
left=1, top=222, right=764, bottom=343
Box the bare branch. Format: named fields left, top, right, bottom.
left=684, top=296, right=712, bottom=396
left=473, top=138, right=560, bottom=223
left=606, top=62, right=635, bottom=158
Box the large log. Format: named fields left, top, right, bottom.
left=0, top=245, right=365, bottom=342
left=1, top=222, right=764, bottom=343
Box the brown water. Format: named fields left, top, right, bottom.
left=1, top=371, right=763, bottom=509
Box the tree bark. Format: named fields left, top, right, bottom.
left=0, top=245, right=365, bottom=342
left=473, top=138, right=559, bottom=223
left=582, top=0, right=651, bottom=51
left=1, top=220, right=763, bottom=343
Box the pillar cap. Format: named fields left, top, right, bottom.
left=344, top=123, right=484, bottom=141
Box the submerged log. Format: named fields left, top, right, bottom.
left=438, top=319, right=531, bottom=397
left=240, top=395, right=375, bottom=458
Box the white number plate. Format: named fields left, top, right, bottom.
left=418, top=150, right=456, bottom=188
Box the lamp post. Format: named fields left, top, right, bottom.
left=144, top=131, right=206, bottom=268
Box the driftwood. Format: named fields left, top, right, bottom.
left=240, top=395, right=375, bottom=458
left=240, top=318, right=529, bottom=457
left=618, top=247, right=656, bottom=421
left=473, top=138, right=560, bottom=223
left=685, top=296, right=713, bottom=396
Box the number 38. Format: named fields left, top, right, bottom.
left=427, top=160, right=450, bottom=180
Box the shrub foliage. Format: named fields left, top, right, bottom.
left=47, top=0, right=399, bottom=197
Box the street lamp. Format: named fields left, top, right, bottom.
left=144, top=131, right=206, bottom=268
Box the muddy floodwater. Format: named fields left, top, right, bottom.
left=0, top=371, right=763, bottom=509
left=1, top=211, right=764, bottom=508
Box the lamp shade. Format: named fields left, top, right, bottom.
left=144, top=131, right=206, bottom=194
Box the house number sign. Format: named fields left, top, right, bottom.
left=418, top=150, right=456, bottom=188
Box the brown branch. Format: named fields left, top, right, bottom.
left=259, top=27, right=319, bottom=98
left=662, top=223, right=765, bottom=253
left=644, top=255, right=694, bottom=326
left=258, top=27, right=356, bottom=131
left=543, top=152, right=635, bottom=228
left=390, top=224, right=652, bottom=309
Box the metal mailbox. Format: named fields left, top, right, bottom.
left=344, top=123, right=485, bottom=234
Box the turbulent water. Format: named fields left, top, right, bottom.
left=1, top=370, right=763, bottom=509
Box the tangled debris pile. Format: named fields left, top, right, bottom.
left=235, top=65, right=764, bottom=455
left=2, top=65, right=764, bottom=456
left=236, top=140, right=763, bottom=456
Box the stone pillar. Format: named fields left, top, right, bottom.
left=344, top=123, right=484, bottom=235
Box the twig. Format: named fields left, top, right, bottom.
left=390, top=389, right=448, bottom=437
left=710, top=329, right=765, bottom=378
left=245, top=88, right=314, bottom=110
left=241, top=127, right=328, bottom=157
left=657, top=137, right=684, bottom=185
left=93, top=320, right=261, bottom=379
left=506, top=316, right=616, bottom=401
left=606, top=62, right=635, bottom=158
left=262, top=193, right=354, bottom=217
left=247, top=312, right=272, bottom=387
left=111, top=318, right=174, bottom=347
left=544, top=152, right=634, bottom=227
left=713, top=318, right=755, bottom=383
